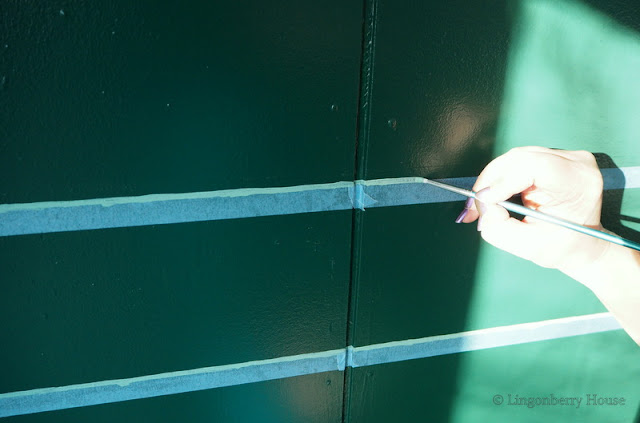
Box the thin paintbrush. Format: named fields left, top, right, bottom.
left=422, top=178, right=640, bottom=252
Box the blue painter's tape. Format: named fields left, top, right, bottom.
left=1, top=167, right=638, bottom=237
left=0, top=183, right=355, bottom=237
left=0, top=349, right=346, bottom=418
left=360, top=177, right=475, bottom=208
left=349, top=312, right=621, bottom=367
left=0, top=313, right=621, bottom=418
left=349, top=183, right=377, bottom=210
left=345, top=345, right=355, bottom=368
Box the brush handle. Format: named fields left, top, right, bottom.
left=498, top=200, right=640, bottom=252
left=421, top=178, right=640, bottom=252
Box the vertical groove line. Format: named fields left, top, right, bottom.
left=341, top=1, right=379, bottom=422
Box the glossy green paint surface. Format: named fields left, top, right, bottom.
left=361, top=0, right=511, bottom=180
left=350, top=204, right=482, bottom=345
left=1, top=0, right=360, bottom=421
left=1, top=213, right=352, bottom=392
left=0, top=1, right=361, bottom=203
left=348, top=0, right=512, bottom=345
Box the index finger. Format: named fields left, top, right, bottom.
left=471, top=147, right=584, bottom=204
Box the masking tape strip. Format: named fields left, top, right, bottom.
left=0, top=312, right=620, bottom=417
left=0, top=182, right=355, bottom=237
left=0, top=348, right=346, bottom=418
left=1, top=167, right=637, bottom=237
left=358, top=176, right=474, bottom=207
left=349, top=312, right=621, bottom=368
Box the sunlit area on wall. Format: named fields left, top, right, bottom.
left=451, top=0, right=640, bottom=421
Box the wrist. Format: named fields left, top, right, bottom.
left=558, top=231, right=612, bottom=289
left=559, top=235, right=639, bottom=293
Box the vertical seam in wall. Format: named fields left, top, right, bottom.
left=342, top=1, right=379, bottom=422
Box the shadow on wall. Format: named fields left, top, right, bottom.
left=595, top=153, right=640, bottom=243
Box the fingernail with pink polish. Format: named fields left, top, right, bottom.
left=464, top=197, right=474, bottom=209
left=455, top=208, right=468, bottom=223
left=455, top=197, right=475, bottom=223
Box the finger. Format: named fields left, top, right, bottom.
left=463, top=147, right=599, bottom=223
left=498, top=146, right=586, bottom=162
left=466, top=147, right=558, bottom=213
left=461, top=187, right=488, bottom=223
left=478, top=203, right=548, bottom=261
left=462, top=207, right=479, bottom=223
left=506, top=146, right=556, bottom=154
left=519, top=147, right=596, bottom=164
left=472, top=150, right=578, bottom=204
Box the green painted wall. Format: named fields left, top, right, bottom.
left=2, top=0, right=640, bottom=422
left=1, top=1, right=360, bottom=421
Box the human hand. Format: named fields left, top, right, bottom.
left=459, top=146, right=610, bottom=273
